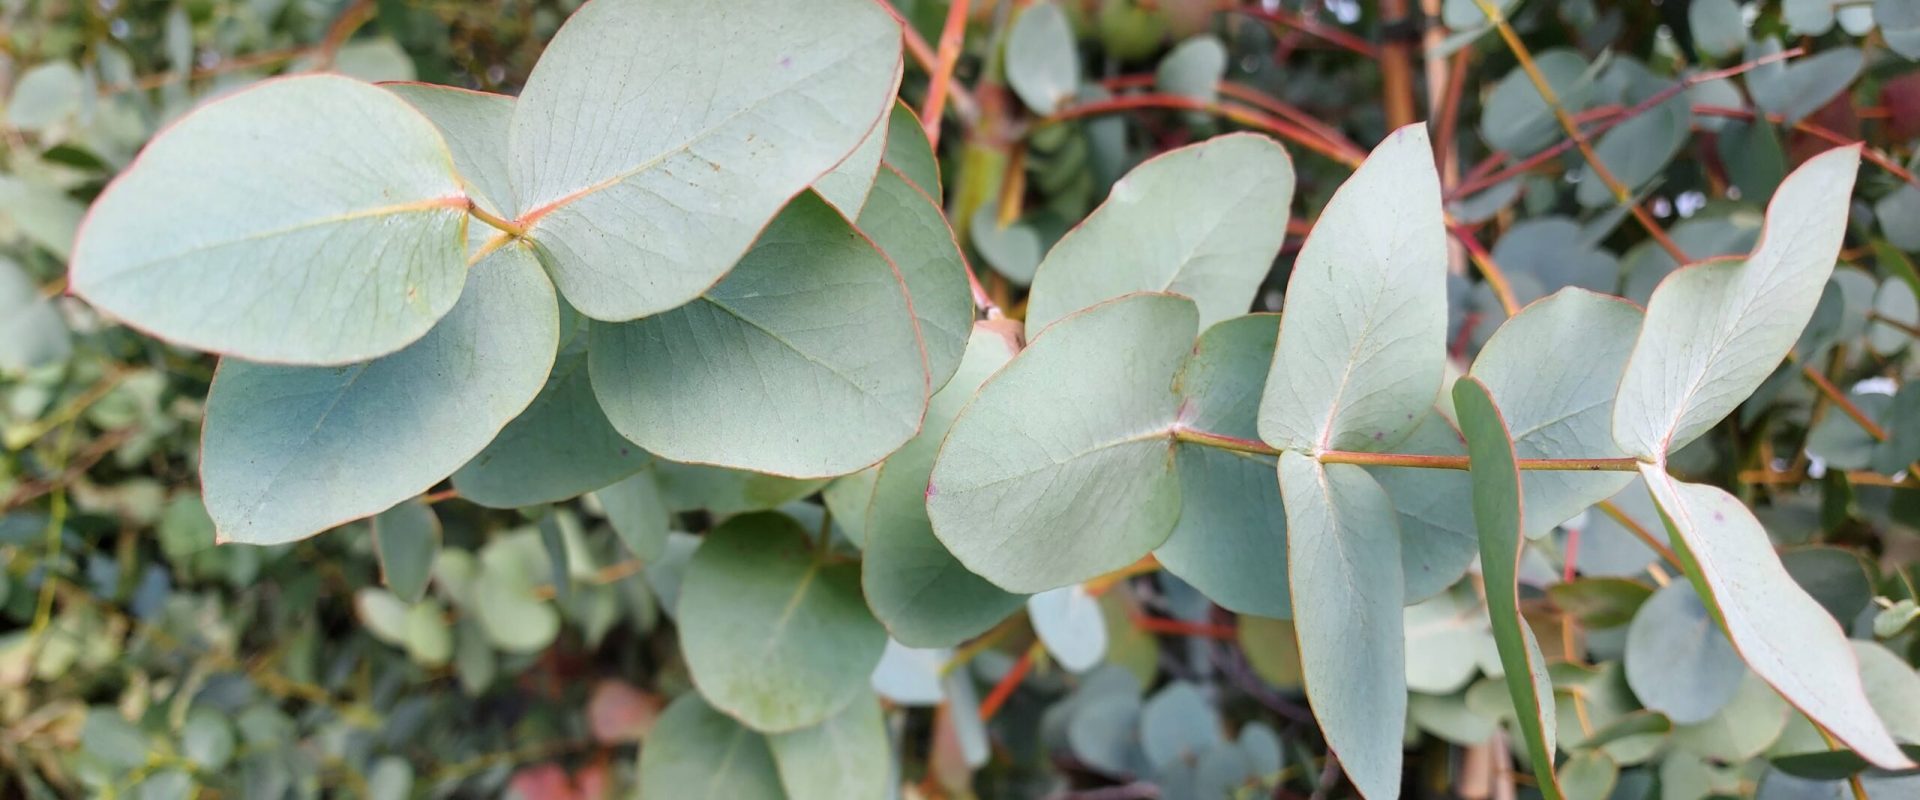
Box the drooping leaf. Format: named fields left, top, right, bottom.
left=508, top=0, right=900, bottom=321
left=1613, top=146, right=1861, bottom=460
left=589, top=193, right=929, bottom=478
left=71, top=75, right=470, bottom=365
left=451, top=349, right=648, bottom=508
left=882, top=102, right=942, bottom=198
left=372, top=500, right=440, bottom=603
left=1025, top=134, right=1294, bottom=332
left=1639, top=467, right=1912, bottom=767
left=592, top=469, right=670, bottom=562
left=1006, top=3, right=1080, bottom=115
left=864, top=324, right=1026, bottom=647
left=928, top=293, right=1195, bottom=593
left=767, top=691, right=890, bottom=800
left=1260, top=124, right=1445, bottom=454
left=639, top=694, right=785, bottom=800
left=1470, top=289, right=1641, bottom=537
left=678, top=513, right=886, bottom=732
left=202, top=243, right=557, bottom=545
left=1455, top=377, right=1562, bottom=798
left=1277, top=451, right=1405, bottom=800
left=856, top=166, right=975, bottom=393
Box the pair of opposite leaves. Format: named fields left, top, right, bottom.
left=926, top=127, right=1908, bottom=799
left=64, top=0, right=992, bottom=544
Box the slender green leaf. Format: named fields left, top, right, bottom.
left=882, top=102, right=942, bottom=198
left=372, top=500, right=440, bottom=603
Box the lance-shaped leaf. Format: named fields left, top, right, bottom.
left=883, top=102, right=942, bottom=198
left=1639, top=465, right=1912, bottom=768
left=589, top=193, right=930, bottom=478
left=864, top=323, right=1026, bottom=647
left=1612, top=146, right=1861, bottom=459
left=508, top=0, right=902, bottom=321
left=928, top=293, right=1195, bottom=593
left=677, top=513, right=886, bottom=732
left=1455, top=377, right=1563, bottom=798
left=857, top=166, right=976, bottom=393
left=1156, top=314, right=1291, bottom=618
left=768, top=691, right=890, bottom=800
left=451, top=348, right=649, bottom=508
left=1260, top=124, right=1446, bottom=454
left=202, top=244, right=558, bottom=544
left=1025, top=134, right=1295, bottom=332
left=1278, top=451, right=1405, bottom=800
left=814, top=105, right=890, bottom=219
left=639, top=694, right=785, bottom=800
left=71, top=75, right=469, bottom=365
left=1471, top=289, right=1642, bottom=537
left=372, top=500, right=440, bottom=603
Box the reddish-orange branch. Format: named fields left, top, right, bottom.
left=920, top=0, right=972, bottom=149
left=1043, top=93, right=1365, bottom=167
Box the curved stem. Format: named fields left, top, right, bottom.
left=1171, top=428, right=1644, bottom=472
left=465, top=199, right=527, bottom=238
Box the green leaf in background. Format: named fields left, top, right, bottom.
left=1141, top=681, right=1225, bottom=770
left=929, top=293, right=1195, bottom=593
left=814, top=106, right=890, bottom=219
left=640, top=694, right=785, bottom=800
left=382, top=83, right=515, bottom=222
left=1557, top=751, right=1618, bottom=800
left=1623, top=579, right=1744, bottom=724
left=180, top=709, right=235, bottom=772
left=1156, top=314, right=1291, bottom=618
left=1746, top=41, right=1863, bottom=125
left=1276, top=450, right=1405, bottom=800
left=507, top=0, right=901, bottom=321
left=593, top=469, right=670, bottom=562
left=1369, top=410, right=1480, bottom=602
left=1006, top=2, right=1080, bottom=115
left=1639, top=467, right=1912, bottom=767
left=1883, top=0, right=1920, bottom=60
left=1479, top=49, right=1596, bottom=157
left=653, top=462, right=828, bottom=515
left=1575, top=93, right=1689, bottom=208
left=5, top=62, right=85, bottom=134
left=1470, top=289, right=1641, bottom=537
left=1687, top=0, right=1743, bottom=60
left=83, top=708, right=149, bottom=771
left=1260, top=124, right=1445, bottom=454
left=1025, top=134, right=1294, bottom=332
left=472, top=530, right=562, bottom=653
left=1548, top=577, right=1653, bottom=629
left=864, top=323, right=1026, bottom=647
left=371, top=499, right=440, bottom=603
left=354, top=586, right=411, bottom=645
left=451, top=349, right=649, bottom=508
left=589, top=193, right=929, bottom=478
left=856, top=165, right=975, bottom=393
left=1454, top=376, right=1562, bottom=798
left=1671, top=673, right=1789, bottom=762
left=677, top=513, right=885, bottom=732
left=969, top=204, right=1044, bottom=286
left=201, top=243, right=557, bottom=545
left=1613, top=146, right=1860, bottom=460
left=1030, top=586, right=1108, bottom=673
left=70, top=75, right=469, bottom=365
left=767, top=691, right=890, bottom=800
left=882, top=102, right=941, bottom=197
left=0, top=255, right=69, bottom=374
left=1155, top=36, right=1227, bottom=102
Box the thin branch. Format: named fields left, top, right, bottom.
left=1796, top=359, right=1891, bottom=441
left=921, top=0, right=973, bottom=149
left=1235, top=7, right=1379, bottom=58
left=466, top=199, right=526, bottom=237
left=1320, top=450, right=1643, bottom=472
left=1593, top=499, right=1683, bottom=570
left=1693, top=105, right=1919, bottom=188
left=978, top=642, right=1040, bottom=722
left=1449, top=221, right=1522, bottom=316
left=1041, top=93, right=1366, bottom=167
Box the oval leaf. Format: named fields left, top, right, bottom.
left=451, top=349, right=648, bottom=507
left=640, top=694, right=785, bottom=800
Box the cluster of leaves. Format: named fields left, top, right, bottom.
left=8, top=0, right=1920, bottom=799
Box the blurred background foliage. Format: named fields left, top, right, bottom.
left=6, top=0, right=1920, bottom=798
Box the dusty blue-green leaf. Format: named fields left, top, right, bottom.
left=1027, top=134, right=1294, bottom=332
left=1558, top=751, right=1618, bottom=800
left=1141, top=681, right=1224, bottom=770
left=1006, top=3, right=1080, bottom=115
left=1488, top=218, right=1619, bottom=296
left=1549, top=577, right=1653, bottom=628
left=767, top=690, right=889, bottom=800
left=1068, top=693, right=1146, bottom=775
left=822, top=468, right=879, bottom=548
left=1870, top=278, right=1917, bottom=355
left=1688, top=0, right=1743, bottom=59
left=1410, top=691, right=1498, bottom=746
left=1613, top=146, right=1860, bottom=460
left=1404, top=586, right=1491, bottom=694
left=83, top=709, right=149, bottom=770
left=1155, top=36, right=1226, bottom=102
left=1157, top=314, right=1290, bottom=617
left=929, top=293, right=1195, bottom=593
left=1672, top=673, right=1790, bottom=762
left=70, top=75, right=469, bottom=365
left=0, top=175, right=84, bottom=259
left=0, top=256, right=68, bottom=374
left=857, top=165, right=975, bottom=393
left=1784, top=0, right=1834, bottom=35
left=403, top=599, right=451, bottom=666
left=1640, top=467, right=1912, bottom=767
left=202, top=244, right=557, bottom=545
left=1260, top=124, right=1444, bottom=454
left=6, top=62, right=85, bottom=133
left=593, top=469, right=670, bottom=562
left=1719, top=120, right=1787, bottom=201
left=1277, top=450, right=1405, bottom=800
left=366, top=757, right=412, bottom=800
left=1854, top=640, right=1920, bottom=745
left=372, top=499, right=440, bottom=603
left=969, top=205, right=1043, bottom=285
left=640, top=694, right=785, bottom=800
left=814, top=107, right=889, bottom=219
left=1471, top=289, right=1641, bottom=537
left=1747, top=41, right=1862, bottom=124
left=865, top=323, right=1025, bottom=646
left=181, top=709, right=234, bottom=771
left=451, top=349, right=648, bottom=507
left=472, top=531, right=561, bottom=653
left=589, top=193, right=928, bottom=477
left=1883, top=0, right=1920, bottom=59
left=1029, top=585, right=1108, bottom=673
left=1455, top=376, right=1562, bottom=797
left=508, top=0, right=901, bottom=321
left=1781, top=547, right=1873, bottom=625
left=1576, top=93, right=1689, bottom=208
left=1625, top=580, right=1745, bottom=724
left=1876, top=185, right=1920, bottom=253
left=1480, top=50, right=1596, bottom=157
left=1369, top=410, right=1479, bottom=602
left=654, top=462, right=827, bottom=514
left=382, top=83, right=514, bottom=221
left=679, top=513, right=886, bottom=732
left=883, top=102, right=941, bottom=197
left=870, top=640, right=947, bottom=706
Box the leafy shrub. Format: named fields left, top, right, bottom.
left=6, top=0, right=1920, bottom=798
